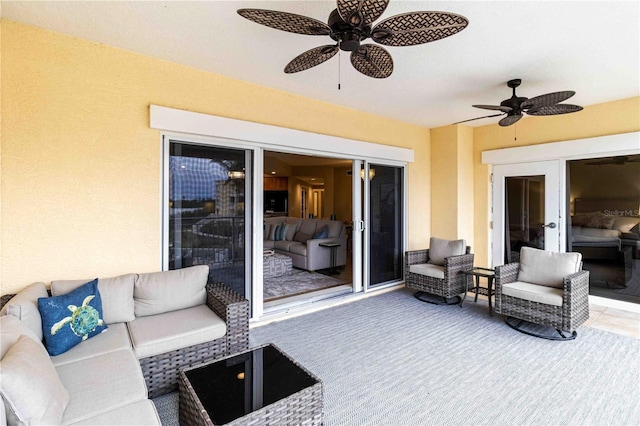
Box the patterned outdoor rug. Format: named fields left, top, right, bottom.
left=264, top=268, right=346, bottom=300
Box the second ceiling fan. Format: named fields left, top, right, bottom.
left=238, top=0, right=469, bottom=79
left=456, top=79, right=584, bottom=127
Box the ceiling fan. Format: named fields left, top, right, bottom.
left=585, top=155, right=640, bottom=166
left=455, top=79, right=583, bottom=126
left=237, top=0, right=469, bottom=79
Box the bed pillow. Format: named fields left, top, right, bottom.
left=586, top=212, right=615, bottom=229
left=612, top=216, right=639, bottom=233
left=38, top=279, right=107, bottom=356
left=0, top=335, right=70, bottom=425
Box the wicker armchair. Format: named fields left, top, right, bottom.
left=405, top=237, right=474, bottom=305
left=495, top=247, right=589, bottom=340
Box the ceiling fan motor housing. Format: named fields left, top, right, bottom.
left=328, top=8, right=371, bottom=51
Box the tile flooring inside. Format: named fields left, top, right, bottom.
left=584, top=304, right=640, bottom=339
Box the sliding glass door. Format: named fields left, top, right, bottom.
left=165, top=140, right=252, bottom=298
left=364, top=163, right=405, bottom=288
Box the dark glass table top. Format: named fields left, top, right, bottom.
left=184, top=344, right=318, bottom=424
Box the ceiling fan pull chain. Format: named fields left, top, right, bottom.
left=338, top=49, right=341, bottom=90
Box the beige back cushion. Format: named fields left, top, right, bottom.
left=51, top=274, right=136, bottom=324
left=134, top=265, right=208, bottom=317
left=518, top=247, right=582, bottom=288
left=0, top=335, right=70, bottom=425
left=0, top=282, right=48, bottom=341
left=428, top=237, right=466, bottom=266
left=0, top=315, right=46, bottom=359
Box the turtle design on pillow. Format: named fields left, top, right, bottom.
left=51, top=295, right=104, bottom=340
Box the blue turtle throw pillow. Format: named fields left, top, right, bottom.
left=38, top=279, right=107, bottom=356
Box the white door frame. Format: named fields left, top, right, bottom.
left=492, top=160, right=564, bottom=267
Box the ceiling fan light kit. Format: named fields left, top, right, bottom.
left=238, top=0, right=469, bottom=79
left=456, top=78, right=584, bottom=127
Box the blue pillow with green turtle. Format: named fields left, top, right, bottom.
left=38, top=279, right=107, bottom=356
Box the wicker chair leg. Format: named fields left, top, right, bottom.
left=505, top=316, right=577, bottom=341
left=414, top=291, right=462, bottom=306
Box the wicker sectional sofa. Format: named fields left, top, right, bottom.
left=0, top=265, right=249, bottom=425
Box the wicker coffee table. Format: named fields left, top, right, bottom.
left=178, top=343, right=323, bottom=425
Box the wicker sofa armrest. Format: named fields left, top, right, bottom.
left=405, top=249, right=429, bottom=267
left=206, top=282, right=250, bottom=354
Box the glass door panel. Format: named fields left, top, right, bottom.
left=167, top=141, right=252, bottom=298
left=366, top=164, right=404, bottom=287
left=492, top=160, right=561, bottom=266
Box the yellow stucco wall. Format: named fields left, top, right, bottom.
left=0, top=20, right=430, bottom=294
left=472, top=97, right=640, bottom=266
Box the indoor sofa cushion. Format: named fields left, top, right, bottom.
left=50, top=323, right=132, bottom=367
left=134, top=265, right=208, bottom=317
left=517, top=247, right=582, bottom=289
left=502, top=281, right=564, bottom=306
left=409, top=263, right=445, bottom=279
left=68, top=399, right=161, bottom=426
left=0, top=281, right=48, bottom=341
left=127, top=304, right=226, bottom=359
left=428, top=237, right=466, bottom=266
left=57, top=348, right=148, bottom=425
left=51, top=274, right=136, bottom=324
left=293, top=231, right=312, bottom=243
left=39, top=279, right=108, bottom=356
left=0, top=335, right=70, bottom=425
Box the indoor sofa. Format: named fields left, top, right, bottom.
left=0, top=265, right=249, bottom=425
left=264, top=216, right=347, bottom=272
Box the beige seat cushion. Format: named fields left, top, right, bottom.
left=51, top=274, right=136, bottom=324
left=134, top=265, right=208, bottom=317
left=58, top=348, right=148, bottom=425
left=409, top=263, right=445, bottom=279
left=429, top=237, right=466, bottom=266
left=127, top=304, right=226, bottom=359
left=502, top=281, right=564, bottom=306
left=51, top=323, right=132, bottom=367
left=0, top=282, right=48, bottom=340
left=66, top=399, right=160, bottom=426
left=518, top=247, right=582, bottom=289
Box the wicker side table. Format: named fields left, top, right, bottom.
left=179, top=343, right=322, bottom=426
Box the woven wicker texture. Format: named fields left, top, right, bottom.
left=142, top=282, right=249, bottom=398
left=405, top=247, right=474, bottom=298
left=495, top=262, right=590, bottom=332
left=179, top=344, right=323, bottom=426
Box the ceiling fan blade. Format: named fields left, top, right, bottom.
left=472, top=104, right=513, bottom=113
left=350, top=45, right=393, bottom=78
left=237, top=9, right=331, bottom=35
left=526, top=104, right=583, bottom=116
left=499, top=114, right=523, bottom=127
left=285, top=45, right=338, bottom=74
left=451, top=113, right=505, bottom=125
left=521, top=91, right=576, bottom=110
left=337, top=0, right=389, bottom=26
left=371, top=11, right=468, bottom=46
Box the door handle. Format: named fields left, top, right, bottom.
left=541, top=222, right=557, bottom=229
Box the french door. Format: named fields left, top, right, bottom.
left=492, top=160, right=564, bottom=266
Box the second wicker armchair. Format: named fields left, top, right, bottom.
left=405, top=237, right=474, bottom=305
